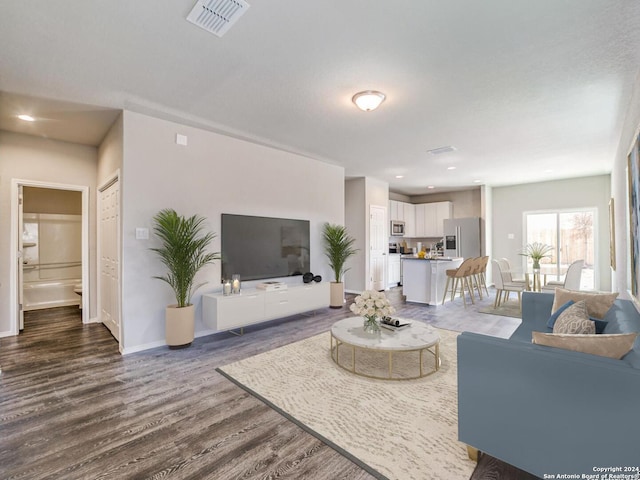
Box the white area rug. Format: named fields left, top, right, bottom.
left=218, top=327, right=475, bottom=480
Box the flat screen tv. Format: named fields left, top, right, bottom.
left=221, top=214, right=310, bottom=282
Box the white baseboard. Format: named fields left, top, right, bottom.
left=120, top=329, right=219, bottom=355
left=121, top=339, right=167, bottom=355
left=86, top=316, right=101, bottom=324
left=0, top=330, right=15, bottom=338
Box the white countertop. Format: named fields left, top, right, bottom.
left=401, top=256, right=459, bottom=261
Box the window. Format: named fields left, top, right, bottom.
left=524, top=209, right=596, bottom=290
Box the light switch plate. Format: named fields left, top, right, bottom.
left=508, top=233, right=515, bottom=239
left=136, top=227, right=149, bottom=240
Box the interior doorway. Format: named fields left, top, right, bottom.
left=10, top=179, right=90, bottom=335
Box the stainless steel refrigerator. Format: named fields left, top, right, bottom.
left=443, top=217, right=481, bottom=258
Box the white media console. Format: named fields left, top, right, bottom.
left=202, top=282, right=330, bottom=332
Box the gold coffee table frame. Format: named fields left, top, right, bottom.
left=329, top=317, right=440, bottom=380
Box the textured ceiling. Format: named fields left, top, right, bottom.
left=1, top=1, right=639, bottom=195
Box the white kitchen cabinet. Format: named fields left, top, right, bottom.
left=388, top=254, right=401, bottom=287
left=423, top=203, right=438, bottom=237
left=414, top=201, right=452, bottom=237
left=415, top=204, right=426, bottom=237
left=390, top=200, right=406, bottom=222
left=403, top=203, right=416, bottom=237
left=434, top=201, right=453, bottom=237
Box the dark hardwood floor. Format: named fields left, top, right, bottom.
left=0, top=291, right=538, bottom=479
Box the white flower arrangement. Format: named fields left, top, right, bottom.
left=350, top=290, right=395, bottom=319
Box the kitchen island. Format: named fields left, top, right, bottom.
left=402, top=256, right=463, bottom=305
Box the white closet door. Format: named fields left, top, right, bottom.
left=369, top=205, right=386, bottom=291
left=100, top=180, right=120, bottom=342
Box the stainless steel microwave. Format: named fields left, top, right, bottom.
left=390, top=220, right=405, bottom=236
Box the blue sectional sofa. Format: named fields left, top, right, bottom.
left=457, top=291, right=640, bottom=477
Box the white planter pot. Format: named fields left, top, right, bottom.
left=330, top=282, right=345, bottom=309
left=165, top=304, right=195, bottom=348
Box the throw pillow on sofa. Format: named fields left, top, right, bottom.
left=552, top=301, right=595, bottom=334
left=532, top=332, right=638, bottom=359
left=547, top=300, right=574, bottom=329
left=547, top=300, right=608, bottom=333
left=551, top=288, right=618, bottom=319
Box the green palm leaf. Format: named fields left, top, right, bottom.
left=322, top=223, right=358, bottom=282
left=151, top=209, right=220, bottom=308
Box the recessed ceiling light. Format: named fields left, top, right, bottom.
left=427, top=185, right=435, bottom=189
left=447, top=166, right=456, bottom=170
left=352, top=90, right=386, bottom=112
left=18, top=114, right=35, bottom=122
left=473, top=179, right=482, bottom=183
left=395, top=175, right=404, bottom=179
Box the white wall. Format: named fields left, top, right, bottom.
left=120, top=111, right=344, bottom=353
left=0, top=131, right=98, bottom=336
left=98, top=113, right=123, bottom=184
left=611, top=72, right=640, bottom=298
left=492, top=175, right=611, bottom=291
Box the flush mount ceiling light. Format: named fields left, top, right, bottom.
left=352, top=90, right=386, bottom=112
left=18, top=114, right=35, bottom=122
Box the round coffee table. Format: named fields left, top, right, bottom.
left=329, top=317, right=440, bottom=380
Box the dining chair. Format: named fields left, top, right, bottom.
left=492, top=259, right=526, bottom=309
left=541, top=259, right=584, bottom=292
left=499, top=258, right=527, bottom=285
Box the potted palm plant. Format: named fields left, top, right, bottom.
left=151, top=208, right=219, bottom=348
left=323, top=223, right=358, bottom=308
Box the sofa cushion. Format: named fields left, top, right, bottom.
left=532, top=332, right=638, bottom=359
left=552, top=288, right=618, bottom=319
left=553, top=301, right=595, bottom=334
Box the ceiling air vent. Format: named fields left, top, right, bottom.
left=186, top=0, right=250, bottom=37
left=427, top=146, right=457, bottom=155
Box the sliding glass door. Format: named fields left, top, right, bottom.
left=524, top=209, right=595, bottom=290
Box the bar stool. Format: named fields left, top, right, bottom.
left=478, top=256, right=490, bottom=297
left=442, top=257, right=476, bottom=307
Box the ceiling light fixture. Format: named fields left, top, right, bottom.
left=395, top=175, right=404, bottom=179
left=18, top=114, right=35, bottom=122
left=427, top=185, right=435, bottom=189
left=447, top=166, right=456, bottom=170
left=352, top=90, right=386, bottom=112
